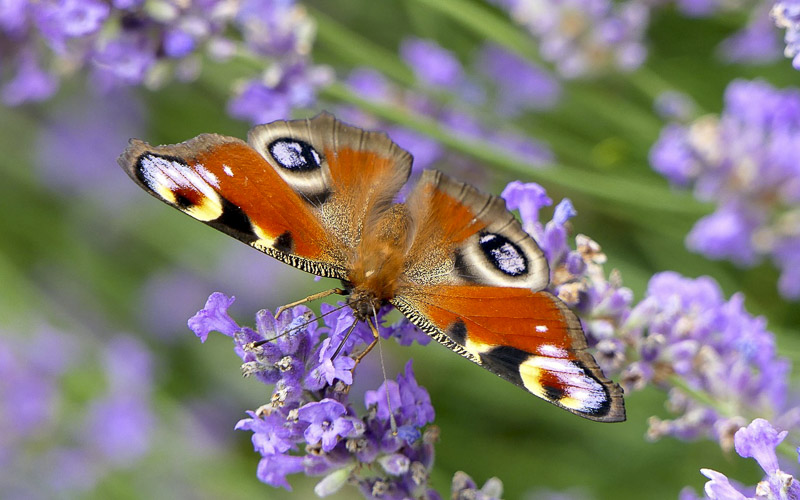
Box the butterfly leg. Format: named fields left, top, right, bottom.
left=351, top=318, right=380, bottom=368
left=275, top=288, right=346, bottom=318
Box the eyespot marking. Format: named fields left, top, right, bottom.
left=478, top=232, right=527, bottom=276
left=543, top=384, right=565, bottom=401
left=269, top=138, right=322, bottom=171
left=136, top=153, right=223, bottom=221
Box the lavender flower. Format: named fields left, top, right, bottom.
left=682, top=418, right=800, bottom=499
left=622, top=272, right=796, bottom=448
left=491, top=0, right=649, bottom=77
left=650, top=79, right=800, bottom=299
left=35, top=87, right=145, bottom=207
left=0, top=327, right=155, bottom=497
left=772, top=0, right=800, bottom=69
left=501, top=180, right=797, bottom=450
left=297, top=399, right=356, bottom=452
left=719, top=7, right=781, bottom=64
left=400, top=37, right=465, bottom=88
left=476, top=44, right=561, bottom=115
left=0, top=0, right=330, bottom=120
left=341, top=51, right=554, bottom=178
left=190, top=291, right=500, bottom=497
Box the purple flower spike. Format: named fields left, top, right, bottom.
left=396, top=361, right=435, bottom=428
left=188, top=292, right=240, bottom=342
left=773, top=2, right=800, bottom=69
left=400, top=38, right=464, bottom=87
left=650, top=78, right=800, bottom=298
left=501, top=181, right=552, bottom=238
left=686, top=205, right=760, bottom=266
left=492, top=0, right=649, bottom=77
left=477, top=44, right=561, bottom=115
left=2, top=51, right=59, bottom=106
left=298, top=399, right=354, bottom=452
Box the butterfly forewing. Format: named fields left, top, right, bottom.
left=118, top=132, right=349, bottom=278
left=248, top=113, right=412, bottom=250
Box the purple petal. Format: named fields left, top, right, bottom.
left=256, top=454, right=304, bottom=490
left=734, top=418, right=786, bottom=474
left=187, top=292, right=239, bottom=342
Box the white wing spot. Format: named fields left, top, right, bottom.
left=223, top=164, right=234, bottom=177
left=536, top=325, right=548, bottom=333
left=197, top=165, right=219, bottom=187
left=537, top=344, right=566, bottom=358
left=139, top=155, right=223, bottom=221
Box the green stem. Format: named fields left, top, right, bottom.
left=669, top=375, right=798, bottom=460
left=310, top=6, right=416, bottom=87
left=406, top=0, right=542, bottom=64
left=322, top=82, right=708, bottom=217
left=668, top=376, right=727, bottom=414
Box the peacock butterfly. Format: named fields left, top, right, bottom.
left=118, top=113, right=625, bottom=422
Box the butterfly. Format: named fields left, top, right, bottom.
left=118, top=112, right=625, bottom=422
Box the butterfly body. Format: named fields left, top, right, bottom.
left=119, top=113, right=625, bottom=422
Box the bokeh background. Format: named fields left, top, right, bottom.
left=1, top=0, right=799, bottom=498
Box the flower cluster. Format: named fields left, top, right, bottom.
left=650, top=79, right=800, bottom=300
left=622, top=272, right=797, bottom=449
left=501, top=181, right=635, bottom=376
left=0, top=0, right=330, bottom=120
left=341, top=38, right=555, bottom=178
left=188, top=292, right=499, bottom=498
left=490, top=0, right=649, bottom=77
left=501, top=180, right=797, bottom=450
left=0, top=327, right=155, bottom=497
left=681, top=418, right=800, bottom=499
left=772, top=0, right=800, bottom=69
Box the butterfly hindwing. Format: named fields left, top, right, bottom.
left=402, top=170, right=549, bottom=290
left=393, top=285, right=625, bottom=422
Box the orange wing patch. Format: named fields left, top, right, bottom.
left=393, top=285, right=625, bottom=422
left=119, top=135, right=347, bottom=278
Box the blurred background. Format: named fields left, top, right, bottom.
left=1, top=0, right=799, bottom=498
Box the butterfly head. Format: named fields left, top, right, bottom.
left=345, top=287, right=385, bottom=322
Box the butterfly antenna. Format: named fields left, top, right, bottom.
left=331, top=319, right=359, bottom=360
left=371, top=305, right=398, bottom=434
left=249, top=302, right=350, bottom=349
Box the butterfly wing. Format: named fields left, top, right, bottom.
left=394, top=170, right=625, bottom=422
left=118, top=113, right=412, bottom=280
